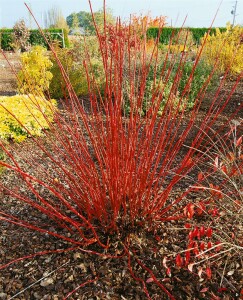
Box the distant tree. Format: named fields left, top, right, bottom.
left=66, top=8, right=115, bottom=35
left=44, top=6, right=69, bottom=31
left=66, top=11, right=90, bottom=29
left=71, top=13, right=80, bottom=30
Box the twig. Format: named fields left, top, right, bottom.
left=9, top=261, right=69, bottom=299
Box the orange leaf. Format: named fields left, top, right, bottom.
left=198, top=172, right=203, bottom=181
left=236, top=136, right=242, bottom=147
left=221, top=165, right=227, bottom=174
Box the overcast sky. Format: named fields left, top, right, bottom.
left=0, top=0, right=242, bottom=28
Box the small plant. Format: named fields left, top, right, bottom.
left=0, top=94, right=56, bottom=142
left=18, top=45, right=53, bottom=96
left=12, top=19, right=30, bottom=52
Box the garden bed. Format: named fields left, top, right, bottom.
left=0, top=51, right=242, bottom=299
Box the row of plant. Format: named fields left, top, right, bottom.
left=0, top=21, right=69, bottom=51
left=0, top=10, right=242, bottom=298
left=147, top=26, right=227, bottom=45
left=0, top=22, right=242, bottom=146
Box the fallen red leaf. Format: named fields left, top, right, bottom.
left=206, top=267, right=212, bottom=279
left=175, top=254, right=182, bottom=267
left=200, top=287, right=208, bottom=293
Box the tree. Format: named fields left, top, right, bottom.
left=71, top=13, right=80, bottom=30
left=66, top=8, right=115, bottom=35
left=66, top=11, right=90, bottom=29
left=44, top=6, right=69, bottom=31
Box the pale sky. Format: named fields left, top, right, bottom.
left=0, top=0, right=242, bottom=28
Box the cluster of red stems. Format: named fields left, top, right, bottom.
left=0, top=1, right=242, bottom=298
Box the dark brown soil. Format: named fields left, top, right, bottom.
left=0, top=52, right=242, bottom=300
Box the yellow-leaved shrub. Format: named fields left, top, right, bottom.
left=0, top=94, right=56, bottom=142
left=49, top=37, right=105, bottom=98
left=18, top=46, right=53, bottom=96
left=201, top=24, right=243, bottom=75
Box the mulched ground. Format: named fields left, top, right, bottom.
left=0, top=51, right=242, bottom=300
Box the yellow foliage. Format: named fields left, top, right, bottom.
left=0, top=94, right=57, bottom=142
left=201, top=24, right=243, bottom=75
left=18, top=46, right=53, bottom=96
left=168, top=44, right=189, bottom=54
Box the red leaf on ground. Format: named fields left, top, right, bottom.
left=198, top=172, right=203, bottom=181
left=218, top=287, right=227, bottom=292
left=200, top=241, right=205, bottom=251
left=200, top=226, right=205, bottom=236
left=236, top=136, right=242, bottom=147
left=206, top=227, right=213, bottom=238
left=206, top=267, right=212, bottom=279
left=166, top=267, right=171, bottom=277
left=175, top=254, right=182, bottom=267
left=185, top=250, right=191, bottom=265
left=186, top=203, right=194, bottom=219
left=221, top=165, right=227, bottom=174
left=200, top=287, right=208, bottom=293
left=207, top=241, right=212, bottom=249
left=184, top=223, right=191, bottom=229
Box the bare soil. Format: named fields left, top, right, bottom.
left=0, top=52, right=242, bottom=300
left=0, top=51, right=21, bottom=96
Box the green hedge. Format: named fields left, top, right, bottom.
left=0, top=29, right=14, bottom=50
left=146, top=27, right=227, bottom=45
left=0, top=28, right=69, bottom=50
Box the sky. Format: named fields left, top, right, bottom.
left=0, top=0, right=242, bottom=28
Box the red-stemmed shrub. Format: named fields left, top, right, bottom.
left=0, top=2, right=242, bottom=298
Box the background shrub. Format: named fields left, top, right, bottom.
left=0, top=28, right=68, bottom=51
left=49, top=36, right=104, bottom=98
left=146, top=27, right=227, bottom=45
left=123, top=56, right=218, bottom=116
left=18, top=45, right=53, bottom=96
left=201, top=24, right=243, bottom=75
left=29, top=28, right=69, bottom=48
left=172, top=29, right=195, bottom=49
left=12, top=19, right=30, bottom=52
left=0, top=29, right=14, bottom=51
left=0, top=94, right=56, bottom=142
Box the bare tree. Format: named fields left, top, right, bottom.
left=44, top=6, right=69, bottom=31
